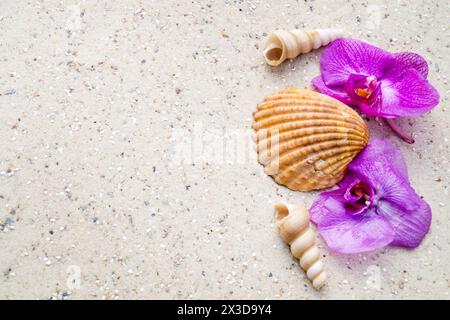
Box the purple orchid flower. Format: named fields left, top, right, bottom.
left=310, top=139, right=431, bottom=254
left=312, top=38, right=440, bottom=144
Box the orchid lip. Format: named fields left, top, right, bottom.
left=345, top=74, right=381, bottom=107
left=344, top=179, right=374, bottom=215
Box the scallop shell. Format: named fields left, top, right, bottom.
left=252, top=88, right=369, bottom=191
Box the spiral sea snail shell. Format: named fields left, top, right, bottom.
left=274, top=202, right=326, bottom=290
left=263, top=28, right=343, bottom=66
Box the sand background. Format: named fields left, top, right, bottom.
left=0, top=0, right=449, bottom=299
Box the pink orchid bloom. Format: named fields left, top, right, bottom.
left=312, top=39, right=440, bottom=143
left=310, top=139, right=431, bottom=254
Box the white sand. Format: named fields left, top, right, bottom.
left=0, top=0, right=449, bottom=299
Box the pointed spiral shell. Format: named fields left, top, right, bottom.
left=263, top=28, right=343, bottom=66
left=253, top=88, right=369, bottom=192
left=274, top=202, right=326, bottom=289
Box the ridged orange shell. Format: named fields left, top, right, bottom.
left=252, top=88, right=369, bottom=191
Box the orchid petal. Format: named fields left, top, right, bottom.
left=337, top=171, right=359, bottom=188
left=393, top=52, right=429, bottom=78
left=320, top=39, right=393, bottom=86
left=348, top=140, right=419, bottom=211
left=311, top=75, right=351, bottom=104
left=377, top=199, right=431, bottom=248
left=375, top=169, right=421, bottom=212
left=349, top=139, right=409, bottom=183
left=310, top=190, right=395, bottom=254
left=381, top=69, right=440, bottom=117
